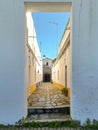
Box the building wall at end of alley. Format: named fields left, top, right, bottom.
left=43, top=58, right=53, bottom=82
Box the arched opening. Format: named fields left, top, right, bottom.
left=43, top=73, right=51, bottom=82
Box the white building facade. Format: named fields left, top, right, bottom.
left=52, top=20, right=70, bottom=96
left=0, top=0, right=98, bottom=124
left=26, top=12, right=43, bottom=96
left=43, top=58, right=53, bottom=82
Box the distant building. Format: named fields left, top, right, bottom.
left=43, top=58, right=53, bottom=82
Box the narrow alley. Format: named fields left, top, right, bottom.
left=26, top=12, right=71, bottom=122
left=28, top=82, right=70, bottom=108
left=27, top=82, right=70, bottom=121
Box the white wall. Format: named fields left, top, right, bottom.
left=52, top=18, right=70, bottom=88
left=0, top=0, right=27, bottom=124
left=58, top=20, right=70, bottom=53
left=1, top=0, right=98, bottom=125
left=71, top=0, right=98, bottom=123
left=26, top=12, right=36, bottom=90
left=26, top=12, right=43, bottom=90
left=52, top=43, right=70, bottom=87
left=43, top=58, right=53, bottom=68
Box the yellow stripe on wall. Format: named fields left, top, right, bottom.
left=68, top=88, right=70, bottom=97
left=28, top=84, right=36, bottom=97
left=53, top=81, right=70, bottom=97
left=53, top=81, right=64, bottom=90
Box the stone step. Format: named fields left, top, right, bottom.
left=28, top=106, right=70, bottom=115
left=26, top=113, right=71, bottom=122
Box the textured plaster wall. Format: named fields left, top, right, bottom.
left=0, top=0, right=98, bottom=125
left=26, top=12, right=42, bottom=85
left=52, top=44, right=70, bottom=87
left=0, top=0, right=27, bottom=124
left=71, top=0, right=98, bottom=123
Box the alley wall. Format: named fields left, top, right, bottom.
left=26, top=12, right=43, bottom=96
left=52, top=20, right=70, bottom=96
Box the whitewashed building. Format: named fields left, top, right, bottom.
left=26, top=12, right=43, bottom=96
left=0, top=0, right=98, bottom=124
left=43, top=58, right=53, bottom=82
left=52, top=19, right=70, bottom=96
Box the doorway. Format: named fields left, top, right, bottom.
left=25, top=1, right=72, bottom=121
left=43, top=73, right=51, bottom=82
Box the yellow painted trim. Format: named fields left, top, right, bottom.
left=53, top=81, right=70, bottom=97
left=28, top=84, right=36, bottom=97
left=68, top=88, right=70, bottom=97
left=53, top=81, right=64, bottom=90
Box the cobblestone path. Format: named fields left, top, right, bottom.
left=28, top=83, right=70, bottom=108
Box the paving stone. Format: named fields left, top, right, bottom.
left=28, top=109, right=36, bottom=114
left=38, top=114, right=49, bottom=119
left=51, top=103, right=56, bottom=107
left=29, top=114, right=38, bottom=120
left=28, top=82, right=70, bottom=108
left=37, top=109, right=44, bottom=114
left=45, top=103, right=53, bottom=107
left=56, top=103, right=64, bottom=106
left=46, top=101, right=50, bottom=104
left=45, top=105, right=53, bottom=108
left=49, top=113, right=63, bottom=119
left=39, top=97, right=46, bottom=102
left=53, top=95, right=60, bottom=99
left=47, top=98, right=50, bottom=100
left=32, top=102, right=45, bottom=107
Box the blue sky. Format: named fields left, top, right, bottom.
left=32, top=12, right=70, bottom=59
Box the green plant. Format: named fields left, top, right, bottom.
left=61, top=87, right=68, bottom=96
left=51, top=80, right=53, bottom=83
left=16, top=120, right=80, bottom=128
